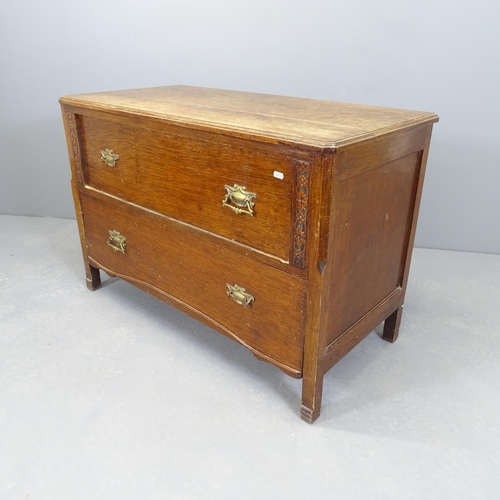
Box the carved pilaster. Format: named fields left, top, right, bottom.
left=66, top=112, right=84, bottom=184
left=292, top=159, right=310, bottom=268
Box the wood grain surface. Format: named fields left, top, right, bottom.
left=79, top=114, right=299, bottom=263
left=80, top=190, right=306, bottom=374
left=60, top=86, right=438, bottom=149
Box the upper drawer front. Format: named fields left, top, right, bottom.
left=80, top=192, right=306, bottom=374
left=79, top=114, right=299, bottom=263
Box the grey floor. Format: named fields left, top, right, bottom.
left=0, top=215, right=499, bottom=499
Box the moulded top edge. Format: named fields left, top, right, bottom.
left=60, top=86, right=439, bottom=150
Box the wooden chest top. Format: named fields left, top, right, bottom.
left=60, top=85, right=438, bottom=149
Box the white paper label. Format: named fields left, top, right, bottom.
left=273, top=171, right=284, bottom=180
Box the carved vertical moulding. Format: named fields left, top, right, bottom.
left=292, top=159, right=310, bottom=268
left=66, top=112, right=84, bottom=184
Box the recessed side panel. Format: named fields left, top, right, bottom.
left=326, top=150, right=421, bottom=345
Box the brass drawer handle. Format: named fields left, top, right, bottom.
left=226, top=284, right=254, bottom=307
left=222, top=184, right=256, bottom=216
left=100, top=149, right=120, bottom=167
left=108, top=230, right=126, bottom=253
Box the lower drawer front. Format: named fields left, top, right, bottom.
left=80, top=192, right=306, bottom=374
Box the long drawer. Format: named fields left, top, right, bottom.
left=80, top=191, right=306, bottom=374
left=78, top=114, right=299, bottom=263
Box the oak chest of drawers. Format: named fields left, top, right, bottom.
left=60, top=86, right=438, bottom=423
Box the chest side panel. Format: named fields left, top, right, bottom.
left=326, top=125, right=432, bottom=346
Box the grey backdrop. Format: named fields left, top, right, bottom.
left=1, top=0, right=499, bottom=254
